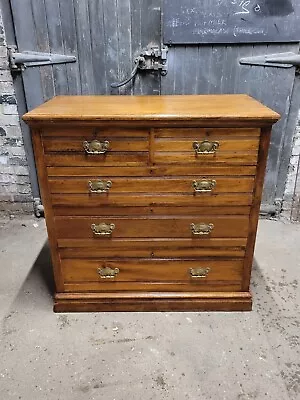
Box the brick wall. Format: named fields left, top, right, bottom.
left=0, top=8, right=33, bottom=214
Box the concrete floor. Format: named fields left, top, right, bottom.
left=0, top=217, right=299, bottom=400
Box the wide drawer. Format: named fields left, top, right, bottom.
left=153, top=127, right=260, bottom=165
left=61, top=259, right=244, bottom=284
left=47, top=165, right=257, bottom=177
left=49, top=176, right=255, bottom=194
left=58, top=238, right=247, bottom=258
left=55, top=215, right=250, bottom=239
left=51, top=193, right=253, bottom=208
left=53, top=205, right=252, bottom=216
left=43, top=127, right=149, bottom=166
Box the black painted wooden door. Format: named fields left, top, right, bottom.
left=9, top=0, right=300, bottom=210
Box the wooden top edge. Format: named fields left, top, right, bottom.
left=23, top=95, right=280, bottom=124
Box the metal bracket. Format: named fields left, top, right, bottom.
left=240, top=52, right=300, bottom=69
left=8, top=46, right=76, bottom=72
left=111, top=45, right=168, bottom=88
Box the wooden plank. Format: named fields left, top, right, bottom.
left=173, top=46, right=185, bottom=94
left=183, top=46, right=199, bottom=94
left=51, top=193, right=253, bottom=207
left=44, top=0, right=68, bottom=95
left=10, top=0, right=44, bottom=110
left=54, top=215, right=250, bottom=239
left=208, top=45, right=226, bottom=94
left=73, top=0, right=94, bottom=94
left=103, top=0, right=119, bottom=94
left=59, top=0, right=81, bottom=95
left=131, top=0, right=142, bottom=95
left=48, top=176, right=255, bottom=194
left=88, top=0, right=107, bottom=94
left=140, top=0, right=161, bottom=95
left=117, top=0, right=132, bottom=95
left=30, top=0, right=55, bottom=100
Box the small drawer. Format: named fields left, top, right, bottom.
left=54, top=215, right=250, bottom=239
left=43, top=127, right=149, bottom=166
left=61, top=258, right=244, bottom=285
left=153, top=127, right=260, bottom=165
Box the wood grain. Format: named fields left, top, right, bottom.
left=30, top=129, right=64, bottom=292
left=23, top=94, right=279, bottom=312
left=53, top=205, right=252, bottom=216
left=51, top=193, right=253, bottom=207
left=23, top=95, right=280, bottom=124
left=61, top=258, right=244, bottom=283
left=47, top=165, right=257, bottom=177
left=54, top=215, right=250, bottom=239
left=49, top=176, right=255, bottom=194
left=242, top=127, right=273, bottom=291
left=54, top=292, right=252, bottom=312
left=59, top=246, right=246, bottom=259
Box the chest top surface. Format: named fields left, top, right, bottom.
left=23, top=95, right=279, bottom=126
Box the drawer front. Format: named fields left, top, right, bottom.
left=53, top=205, right=252, bottom=216
left=55, top=216, right=250, bottom=239
left=47, top=165, right=257, bottom=177
left=61, top=259, right=244, bottom=284
left=51, top=193, right=253, bottom=208
left=58, top=238, right=247, bottom=258
left=153, top=128, right=260, bottom=165
left=43, top=127, right=149, bottom=166
left=49, top=176, right=255, bottom=194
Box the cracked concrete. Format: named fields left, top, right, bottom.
left=0, top=217, right=299, bottom=400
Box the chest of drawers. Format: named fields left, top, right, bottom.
left=23, top=95, right=279, bottom=312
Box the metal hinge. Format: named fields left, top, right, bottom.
left=240, top=52, right=300, bottom=69
left=8, top=46, right=76, bottom=72
left=111, top=45, right=168, bottom=88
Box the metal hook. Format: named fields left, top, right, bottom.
left=111, top=56, right=145, bottom=88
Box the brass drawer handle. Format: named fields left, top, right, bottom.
left=190, top=267, right=210, bottom=278
left=97, top=266, right=119, bottom=278
left=91, top=222, right=115, bottom=236
left=193, top=179, right=216, bottom=193
left=193, top=140, right=219, bottom=154
left=83, top=139, right=110, bottom=154
left=88, top=179, right=112, bottom=193
left=190, top=223, right=214, bottom=235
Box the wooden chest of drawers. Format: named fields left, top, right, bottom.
left=23, top=95, right=279, bottom=312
